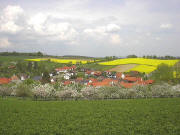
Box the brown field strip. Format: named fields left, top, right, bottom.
left=109, top=64, right=138, bottom=72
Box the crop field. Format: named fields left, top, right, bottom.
left=99, top=58, right=179, bottom=66
left=128, top=65, right=157, bottom=73
left=99, top=58, right=179, bottom=73
left=109, top=64, right=137, bottom=72
left=25, top=58, right=96, bottom=64
left=0, top=98, right=180, bottom=135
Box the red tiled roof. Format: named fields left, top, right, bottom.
left=92, top=81, right=110, bottom=87
left=120, top=81, right=135, bottom=88
left=71, top=65, right=76, bottom=69
left=94, top=71, right=102, bottom=76
left=0, top=78, right=11, bottom=85
left=116, top=72, right=122, bottom=78
left=56, top=66, right=76, bottom=71
left=89, top=78, right=98, bottom=83
left=102, top=78, right=113, bottom=82
left=11, top=75, right=19, bottom=81
left=76, top=77, right=83, bottom=81
left=125, top=74, right=131, bottom=77
left=86, top=71, right=92, bottom=74
left=144, top=80, right=154, bottom=84
left=124, top=77, right=142, bottom=82
left=64, top=81, right=71, bottom=85
left=102, top=78, right=118, bottom=83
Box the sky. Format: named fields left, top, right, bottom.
left=0, top=0, right=180, bottom=57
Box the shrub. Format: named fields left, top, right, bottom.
left=0, top=86, right=12, bottom=97
left=32, top=84, right=55, bottom=99
left=81, top=87, right=99, bottom=99
left=16, top=84, right=33, bottom=98
left=98, top=86, right=120, bottom=99
left=55, top=90, right=81, bottom=100
left=151, top=83, right=179, bottom=97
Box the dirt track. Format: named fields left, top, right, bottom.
left=109, top=64, right=137, bottom=72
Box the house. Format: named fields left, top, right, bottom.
left=116, top=72, right=122, bottom=79
left=11, top=75, right=19, bottom=82
left=85, top=70, right=95, bottom=76
left=55, top=66, right=76, bottom=73
left=33, top=76, right=42, bottom=81
left=0, top=78, right=11, bottom=85
left=92, top=81, right=111, bottom=87
left=144, top=80, right=154, bottom=84
left=64, top=73, right=71, bottom=80
left=94, top=71, right=102, bottom=76
left=8, top=65, right=16, bottom=69
left=120, top=78, right=154, bottom=88
left=105, top=71, right=112, bottom=75
left=88, top=78, right=98, bottom=83
left=64, top=72, right=75, bottom=80
left=102, top=78, right=119, bottom=85
left=63, top=80, right=71, bottom=85
left=120, top=81, right=135, bottom=88
left=80, top=68, right=89, bottom=72
left=19, top=74, right=28, bottom=81
left=76, top=77, right=84, bottom=82
left=50, top=78, right=56, bottom=83
left=124, top=77, right=142, bottom=83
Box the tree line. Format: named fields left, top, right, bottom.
left=0, top=51, right=43, bottom=57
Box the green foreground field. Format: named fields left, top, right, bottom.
left=0, top=98, right=180, bottom=135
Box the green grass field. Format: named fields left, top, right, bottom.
left=0, top=98, right=180, bottom=135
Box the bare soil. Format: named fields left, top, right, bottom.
left=109, top=64, right=138, bottom=72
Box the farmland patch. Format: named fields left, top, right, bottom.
left=109, top=64, right=137, bottom=72
left=0, top=98, right=180, bottom=135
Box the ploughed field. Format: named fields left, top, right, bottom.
left=0, top=98, right=180, bottom=135
left=109, top=64, right=137, bottom=72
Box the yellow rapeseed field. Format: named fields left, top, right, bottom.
left=99, top=58, right=179, bottom=73
left=25, top=58, right=95, bottom=64
left=99, top=58, right=178, bottom=66
left=25, top=58, right=49, bottom=62
left=128, top=65, right=157, bottom=74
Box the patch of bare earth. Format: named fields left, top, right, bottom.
left=109, top=64, right=138, bottom=72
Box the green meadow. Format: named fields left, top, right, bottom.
left=0, top=98, right=180, bottom=135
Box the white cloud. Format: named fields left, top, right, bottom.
left=155, top=37, right=161, bottom=40
left=3, top=5, right=23, bottom=20
left=27, top=13, right=78, bottom=42
left=46, top=22, right=78, bottom=41
left=110, top=34, right=122, bottom=45
left=0, top=38, right=11, bottom=48
left=0, top=5, right=24, bottom=33
left=106, top=23, right=121, bottom=32
left=28, top=13, right=47, bottom=34
left=160, top=23, right=173, bottom=29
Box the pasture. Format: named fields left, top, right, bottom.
left=0, top=98, right=180, bottom=135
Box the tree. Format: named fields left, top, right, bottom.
left=42, top=71, right=50, bottom=84
left=16, top=61, right=26, bottom=72
left=34, top=62, right=38, bottom=70
left=16, top=84, right=32, bottom=98
left=127, top=55, right=137, bottom=58
left=151, top=64, right=174, bottom=82
left=27, top=62, right=32, bottom=71
left=37, top=51, right=43, bottom=56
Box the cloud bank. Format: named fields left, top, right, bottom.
left=0, top=0, right=180, bottom=57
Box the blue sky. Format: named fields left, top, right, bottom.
left=0, top=0, right=180, bottom=57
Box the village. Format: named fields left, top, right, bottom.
left=0, top=65, right=154, bottom=88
